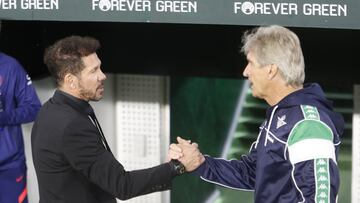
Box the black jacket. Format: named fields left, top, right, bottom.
left=31, top=90, right=176, bottom=203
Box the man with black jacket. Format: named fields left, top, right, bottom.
left=31, top=36, right=203, bottom=203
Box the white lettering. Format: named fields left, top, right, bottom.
left=112, top=0, right=120, bottom=10
left=338, top=4, right=347, bottom=16
left=303, top=4, right=347, bottom=16
left=272, top=3, right=280, bottom=14
left=92, top=0, right=151, bottom=11
left=156, top=1, right=197, bottom=13
left=239, top=2, right=297, bottom=15
left=234, top=2, right=241, bottom=14
left=263, top=3, right=270, bottom=14
left=254, top=2, right=262, bottom=14
left=303, top=4, right=312, bottom=15
left=21, top=0, right=58, bottom=10
left=289, top=3, right=297, bottom=15
left=0, top=0, right=16, bottom=9
left=92, top=0, right=98, bottom=10
left=279, top=3, right=288, bottom=14
left=313, top=4, right=321, bottom=16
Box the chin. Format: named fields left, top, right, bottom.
left=96, top=95, right=104, bottom=101
left=252, top=93, right=262, bottom=99
left=91, top=96, right=103, bottom=101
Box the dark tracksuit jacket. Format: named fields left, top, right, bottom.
left=195, top=83, right=344, bottom=203
left=31, top=90, right=177, bottom=203
left=0, top=52, right=41, bottom=171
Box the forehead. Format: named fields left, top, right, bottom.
left=81, top=53, right=101, bottom=68
left=246, top=51, right=258, bottom=62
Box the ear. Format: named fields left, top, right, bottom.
left=268, top=64, right=279, bottom=80
left=64, top=73, right=77, bottom=89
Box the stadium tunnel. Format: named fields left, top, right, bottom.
left=0, top=20, right=359, bottom=87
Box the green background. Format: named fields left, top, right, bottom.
left=170, top=77, right=352, bottom=203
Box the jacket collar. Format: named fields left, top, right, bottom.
left=53, top=89, right=93, bottom=115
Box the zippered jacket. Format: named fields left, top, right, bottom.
left=195, top=83, right=344, bottom=203
left=0, top=52, right=41, bottom=170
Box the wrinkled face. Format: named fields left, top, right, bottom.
left=76, top=53, right=107, bottom=101
left=242, top=51, right=270, bottom=99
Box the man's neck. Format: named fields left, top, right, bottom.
left=58, top=86, right=87, bottom=101
left=265, top=84, right=303, bottom=106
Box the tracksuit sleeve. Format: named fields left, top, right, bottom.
left=194, top=145, right=257, bottom=190
left=62, top=119, right=175, bottom=200
left=293, top=158, right=339, bottom=203
left=288, top=113, right=340, bottom=203
left=0, top=63, right=41, bottom=126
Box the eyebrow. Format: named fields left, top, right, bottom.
left=91, top=62, right=101, bottom=71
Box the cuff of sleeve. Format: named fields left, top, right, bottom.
left=191, top=156, right=207, bottom=176
left=168, top=160, right=186, bottom=176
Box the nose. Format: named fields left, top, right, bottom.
left=243, top=64, right=249, bottom=77
left=99, top=69, right=107, bottom=81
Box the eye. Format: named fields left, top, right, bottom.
left=90, top=67, right=98, bottom=73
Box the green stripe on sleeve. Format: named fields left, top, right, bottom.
left=315, top=158, right=330, bottom=203
left=301, top=105, right=320, bottom=120
left=288, top=120, right=333, bottom=146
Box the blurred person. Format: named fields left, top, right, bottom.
left=0, top=52, right=41, bottom=203
left=171, top=25, right=344, bottom=203
left=31, top=35, right=203, bottom=203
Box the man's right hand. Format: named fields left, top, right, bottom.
left=168, top=137, right=205, bottom=172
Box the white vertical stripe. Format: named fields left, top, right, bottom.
left=352, top=85, right=360, bottom=203
left=291, top=163, right=305, bottom=203
left=264, top=105, right=278, bottom=146
left=327, top=159, right=331, bottom=203
left=221, top=80, right=250, bottom=158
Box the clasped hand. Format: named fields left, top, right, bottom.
left=167, top=137, right=205, bottom=172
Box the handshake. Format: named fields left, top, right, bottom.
left=167, top=137, right=206, bottom=172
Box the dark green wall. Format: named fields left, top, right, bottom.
left=170, top=77, right=243, bottom=203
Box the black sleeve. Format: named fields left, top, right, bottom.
left=62, top=118, right=176, bottom=200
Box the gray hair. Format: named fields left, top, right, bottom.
left=241, top=25, right=305, bottom=86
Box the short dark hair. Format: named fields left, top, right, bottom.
left=44, top=36, right=100, bottom=86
